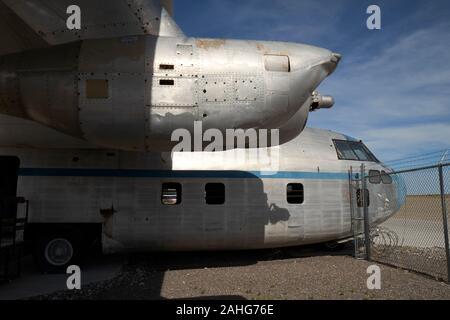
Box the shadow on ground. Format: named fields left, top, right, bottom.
left=1, top=241, right=353, bottom=300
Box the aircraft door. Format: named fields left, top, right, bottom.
left=0, top=156, right=20, bottom=221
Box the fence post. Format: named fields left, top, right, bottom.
left=438, top=164, right=450, bottom=282
left=361, top=164, right=371, bottom=261
left=349, top=167, right=357, bottom=257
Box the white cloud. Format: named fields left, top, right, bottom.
left=204, top=0, right=349, bottom=44
left=311, top=22, right=450, bottom=161
left=363, top=123, right=450, bottom=160
left=181, top=0, right=450, bottom=163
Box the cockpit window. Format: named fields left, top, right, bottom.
left=351, top=143, right=371, bottom=161
left=380, top=170, right=392, bottom=184
left=333, top=139, right=379, bottom=162
left=334, top=140, right=358, bottom=160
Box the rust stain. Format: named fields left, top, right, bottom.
left=196, top=39, right=226, bottom=50
left=261, top=48, right=290, bottom=56
left=100, top=206, right=116, bottom=238
left=86, top=79, right=109, bottom=99
left=256, top=43, right=266, bottom=51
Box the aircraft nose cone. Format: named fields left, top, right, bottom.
left=320, top=52, right=342, bottom=76
left=331, top=52, right=342, bottom=68
left=331, top=53, right=342, bottom=63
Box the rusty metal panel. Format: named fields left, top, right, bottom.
left=86, top=79, right=109, bottom=99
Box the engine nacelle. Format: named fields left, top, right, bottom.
left=0, top=36, right=340, bottom=151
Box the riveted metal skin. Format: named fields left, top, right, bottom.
left=0, top=0, right=341, bottom=151
left=0, top=42, right=82, bottom=137
left=1, top=0, right=183, bottom=48
left=0, top=35, right=339, bottom=151
left=0, top=128, right=402, bottom=252
left=78, top=36, right=147, bottom=151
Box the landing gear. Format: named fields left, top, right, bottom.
left=323, top=241, right=346, bottom=252
left=35, top=234, right=80, bottom=273
left=29, top=224, right=102, bottom=273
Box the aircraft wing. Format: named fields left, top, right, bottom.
left=0, top=0, right=183, bottom=56
left=0, top=1, right=50, bottom=56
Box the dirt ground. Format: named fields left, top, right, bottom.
left=29, top=245, right=450, bottom=300
left=394, top=195, right=450, bottom=221
left=373, top=245, right=449, bottom=280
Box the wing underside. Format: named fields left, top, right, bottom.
left=0, top=0, right=182, bottom=56
left=0, top=1, right=49, bottom=56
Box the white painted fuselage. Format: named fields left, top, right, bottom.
left=0, top=127, right=403, bottom=253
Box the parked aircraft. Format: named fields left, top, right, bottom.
left=0, top=127, right=404, bottom=272
left=1, top=1, right=395, bottom=274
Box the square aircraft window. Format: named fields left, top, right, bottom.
left=161, top=183, right=182, bottom=205
left=287, top=183, right=304, bottom=204
left=381, top=171, right=392, bottom=184
left=205, top=183, right=225, bottom=205
left=368, top=170, right=381, bottom=184
left=333, top=140, right=358, bottom=161
left=350, top=142, right=371, bottom=161
left=333, top=139, right=379, bottom=162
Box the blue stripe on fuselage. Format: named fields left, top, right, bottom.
left=18, top=168, right=350, bottom=180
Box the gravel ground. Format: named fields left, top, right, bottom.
left=29, top=245, right=450, bottom=300
left=373, top=245, right=449, bottom=281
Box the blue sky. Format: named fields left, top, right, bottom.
left=174, top=0, right=450, bottom=163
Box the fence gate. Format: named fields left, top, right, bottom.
left=349, top=165, right=370, bottom=260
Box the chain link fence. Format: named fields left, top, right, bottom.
left=364, top=163, right=450, bottom=281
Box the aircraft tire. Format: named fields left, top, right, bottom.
left=34, top=232, right=81, bottom=274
